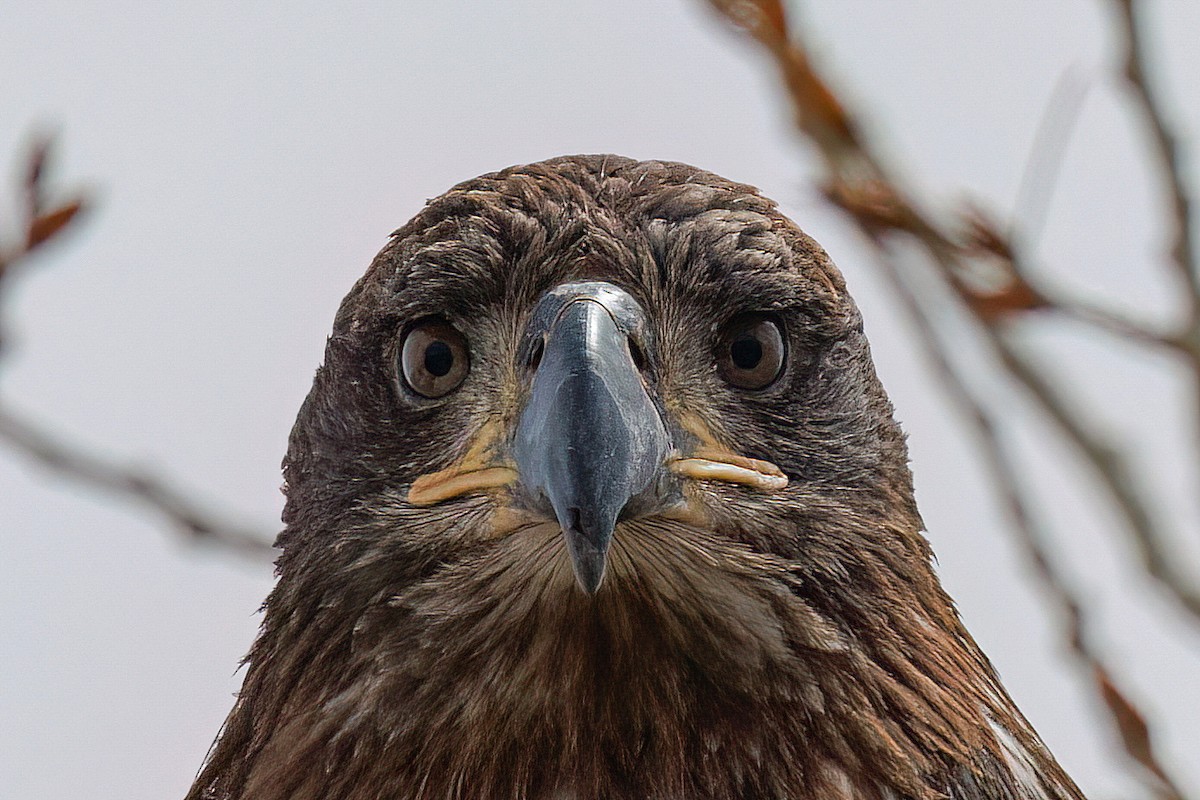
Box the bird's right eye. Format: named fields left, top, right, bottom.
left=399, top=318, right=470, bottom=398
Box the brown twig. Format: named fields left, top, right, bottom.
left=1, top=133, right=275, bottom=562
left=987, top=325, right=1200, bottom=618
left=929, top=236, right=1200, bottom=620
left=0, top=404, right=275, bottom=558
left=1110, top=0, right=1200, bottom=508
left=0, top=135, right=86, bottom=277
left=1052, top=296, right=1172, bottom=347
left=1113, top=0, right=1199, bottom=306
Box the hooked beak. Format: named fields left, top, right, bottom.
left=513, top=282, right=670, bottom=594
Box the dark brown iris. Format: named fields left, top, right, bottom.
left=717, top=313, right=786, bottom=390
left=400, top=318, right=470, bottom=398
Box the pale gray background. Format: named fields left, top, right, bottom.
left=2, top=2, right=1198, bottom=798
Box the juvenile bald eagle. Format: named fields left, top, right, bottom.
left=187, top=156, right=1085, bottom=800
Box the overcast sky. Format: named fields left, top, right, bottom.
left=2, top=2, right=1199, bottom=798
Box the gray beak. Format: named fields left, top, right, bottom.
left=513, top=282, right=670, bottom=594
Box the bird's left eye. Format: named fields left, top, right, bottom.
left=399, top=318, right=470, bottom=398
left=716, top=313, right=786, bottom=390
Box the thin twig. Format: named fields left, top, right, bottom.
left=1011, top=64, right=1093, bottom=250
left=987, top=326, right=1200, bottom=617
left=0, top=403, right=275, bottom=558
left=1, top=134, right=275, bottom=561
left=933, top=228, right=1200, bottom=624
left=1110, top=0, right=1200, bottom=508
left=1051, top=297, right=1174, bottom=347
left=1113, top=0, right=1199, bottom=306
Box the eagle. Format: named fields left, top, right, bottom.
left=187, top=155, right=1085, bottom=800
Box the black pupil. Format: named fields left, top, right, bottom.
left=424, top=340, right=454, bottom=377
left=730, top=334, right=763, bottom=370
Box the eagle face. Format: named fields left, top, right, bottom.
left=189, top=156, right=1084, bottom=800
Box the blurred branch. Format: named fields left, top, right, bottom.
left=1113, top=0, right=1198, bottom=303
left=1011, top=65, right=1092, bottom=249
left=0, top=404, right=274, bottom=558
left=1, top=134, right=274, bottom=561
left=0, top=137, right=87, bottom=311
left=705, top=0, right=1196, bottom=794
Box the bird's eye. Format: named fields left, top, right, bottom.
left=399, top=318, right=470, bottom=398
left=716, top=313, right=786, bottom=390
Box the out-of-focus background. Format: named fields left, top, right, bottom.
left=2, top=2, right=1198, bottom=798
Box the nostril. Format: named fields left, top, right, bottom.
left=528, top=336, right=545, bottom=371
left=627, top=337, right=647, bottom=372
left=565, top=506, right=607, bottom=550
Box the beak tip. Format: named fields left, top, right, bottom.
left=563, top=522, right=610, bottom=595
left=575, top=565, right=606, bottom=595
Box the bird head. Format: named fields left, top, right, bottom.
left=195, top=156, right=1083, bottom=800
left=280, top=157, right=919, bottom=599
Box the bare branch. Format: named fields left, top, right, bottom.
left=0, top=135, right=89, bottom=302
left=1, top=133, right=275, bottom=562
left=1011, top=65, right=1093, bottom=249
left=1051, top=296, right=1174, bottom=347
left=986, top=325, right=1200, bottom=617
left=0, top=403, right=274, bottom=559
left=1112, top=0, right=1199, bottom=306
